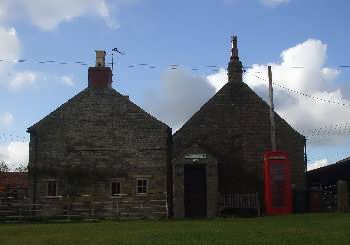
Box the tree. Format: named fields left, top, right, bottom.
left=0, top=160, right=9, bottom=172
left=15, top=164, right=28, bottom=173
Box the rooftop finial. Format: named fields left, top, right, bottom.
left=231, top=35, right=237, bottom=48
left=227, top=35, right=243, bottom=83
left=231, top=35, right=239, bottom=59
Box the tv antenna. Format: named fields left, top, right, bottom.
left=111, top=48, right=125, bottom=72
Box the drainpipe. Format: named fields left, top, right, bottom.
left=30, top=131, right=38, bottom=212
left=304, top=137, right=307, bottom=173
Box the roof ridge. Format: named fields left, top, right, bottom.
left=27, top=87, right=171, bottom=133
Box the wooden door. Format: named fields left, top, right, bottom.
left=184, top=164, right=207, bottom=218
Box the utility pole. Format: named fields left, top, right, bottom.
left=268, top=66, right=277, bottom=151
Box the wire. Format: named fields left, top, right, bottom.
left=251, top=74, right=350, bottom=108
left=244, top=64, right=350, bottom=70
left=0, top=132, right=29, bottom=143
left=3, top=55, right=350, bottom=72
left=303, top=123, right=350, bottom=138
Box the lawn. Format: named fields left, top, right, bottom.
left=0, top=213, right=349, bottom=245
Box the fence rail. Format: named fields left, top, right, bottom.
left=222, top=193, right=261, bottom=216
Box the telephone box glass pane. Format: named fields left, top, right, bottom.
left=270, top=162, right=286, bottom=208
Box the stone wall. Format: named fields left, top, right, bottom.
left=236, top=81, right=306, bottom=191
left=172, top=144, right=218, bottom=218
left=173, top=81, right=306, bottom=213
left=28, top=87, right=171, bottom=218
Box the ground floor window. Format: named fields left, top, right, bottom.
left=136, top=178, right=148, bottom=194
left=47, top=180, right=57, bottom=197
left=111, top=181, right=121, bottom=195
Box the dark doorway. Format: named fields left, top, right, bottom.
left=184, top=164, right=207, bottom=218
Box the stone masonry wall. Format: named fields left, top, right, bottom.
left=172, top=144, right=218, bottom=218
left=234, top=82, right=306, bottom=191
left=173, top=81, right=306, bottom=208
left=28, top=87, right=171, bottom=218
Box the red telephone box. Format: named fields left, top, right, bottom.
left=264, top=151, right=292, bottom=215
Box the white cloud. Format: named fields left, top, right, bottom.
left=196, top=39, right=350, bottom=147
left=0, top=112, right=13, bottom=128
left=206, top=68, right=228, bottom=92
left=240, top=39, right=350, bottom=145
left=0, top=141, right=28, bottom=170
left=244, top=40, right=339, bottom=92
left=61, top=75, right=75, bottom=87
left=144, top=38, right=348, bottom=148
left=0, top=0, right=136, bottom=30
left=0, top=1, right=12, bottom=23
left=8, top=71, right=39, bottom=91
left=145, top=69, right=216, bottom=131
left=308, top=158, right=329, bottom=171
left=260, top=0, right=290, bottom=7
left=281, top=39, right=326, bottom=69
left=0, top=26, right=20, bottom=73
left=0, top=26, right=40, bottom=91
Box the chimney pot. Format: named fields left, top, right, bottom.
left=95, top=50, right=106, bottom=67
left=88, top=50, right=112, bottom=88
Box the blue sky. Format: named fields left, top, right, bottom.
left=0, top=0, right=350, bottom=170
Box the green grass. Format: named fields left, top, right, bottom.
left=0, top=214, right=349, bottom=245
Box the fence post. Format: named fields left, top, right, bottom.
left=337, top=180, right=349, bottom=212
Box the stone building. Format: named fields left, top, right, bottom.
left=0, top=172, right=29, bottom=200
left=307, top=157, right=350, bottom=212
left=27, top=51, right=171, bottom=218
left=172, top=36, right=306, bottom=218
left=26, top=37, right=306, bottom=219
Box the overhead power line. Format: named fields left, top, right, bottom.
left=300, top=123, right=350, bottom=138
left=2, top=54, right=350, bottom=73
left=251, top=74, right=350, bottom=108
left=0, top=58, right=91, bottom=66
left=243, top=64, right=350, bottom=70
left=0, top=58, right=224, bottom=73
left=2, top=120, right=350, bottom=143
left=0, top=132, right=29, bottom=143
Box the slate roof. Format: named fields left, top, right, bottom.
left=0, top=172, right=29, bottom=191
left=307, top=157, right=350, bottom=186
left=27, top=87, right=169, bottom=133
left=173, top=80, right=304, bottom=155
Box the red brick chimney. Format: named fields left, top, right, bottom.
left=88, top=50, right=112, bottom=88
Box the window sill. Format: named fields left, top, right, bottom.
left=111, top=194, right=127, bottom=198
left=136, top=193, right=148, bottom=196
left=45, top=195, right=62, bottom=199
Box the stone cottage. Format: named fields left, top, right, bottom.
left=172, top=36, right=306, bottom=218
left=27, top=37, right=306, bottom=219
left=27, top=51, right=172, bottom=218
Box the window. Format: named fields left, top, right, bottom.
left=111, top=181, right=121, bottom=195
left=136, top=178, right=148, bottom=194
left=47, top=180, right=57, bottom=197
